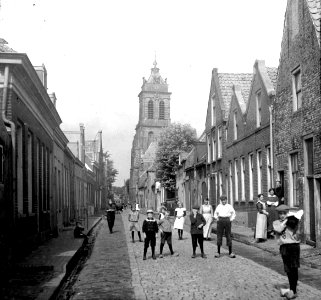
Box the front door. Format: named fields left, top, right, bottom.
left=308, top=178, right=316, bottom=242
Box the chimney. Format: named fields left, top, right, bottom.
left=48, top=92, right=57, bottom=107
left=34, top=64, right=47, bottom=89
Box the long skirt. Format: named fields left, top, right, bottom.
left=267, top=206, right=278, bottom=232
left=173, top=216, right=185, bottom=230
left=255, top=213, right=267, bottom=239
left=202, top=214, right=212, bottom=238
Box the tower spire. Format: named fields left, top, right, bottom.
left=153, top=51, right=157, bottom=68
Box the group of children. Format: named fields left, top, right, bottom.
left=128, top=198, right=303, bottom=300
left=128, top=205, right=178, bottom=260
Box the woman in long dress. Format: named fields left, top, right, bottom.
left=255, top=194, right=269, bottom=242
left=266, top=188, right=279, bottom=238
left=173, top=202, right=186, bottom=240
left=200, top=198, right=213, bottom=240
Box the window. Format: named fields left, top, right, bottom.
left=257, top=150, right=262, bottom=194
left=159, top=101, right=165, bottom=119
left=212, top=134, right=216, bottom=162
left=211, top=95, right=216, bottom=127
left=219, top=171, right=223, bottom=197
left=267, top=146, right=272, bottom=190
left=233, top=112, right=238, bottom=140
left=17, top=123, right=23, bottom=214
left=256, top=91, right=262, bottom=127
left=229, top=161, right=233, bottom=204
left=234, top=159, right=239, bottom=202
left=207, top=135, right=211, bottom=163
left=292, top=68, right=302, bottom=111
left=148, top=100, right=154, bottom=119
left=27, top=131, right=33, bottom=213
left=218, top=127, right=222, bottom=158
left=241, top=157, right=245, bottom=201
left=290, top=153, right=299, bottom=206
left=249, top=153, right=254, bottom=200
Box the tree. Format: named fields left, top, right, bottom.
left=155, top=123, right=197, bottom=192
left=104, top=152, right=119, bottom=200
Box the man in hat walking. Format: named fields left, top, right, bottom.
left=142, top=209, right=158, bottom=260
left=190, top=205, right=207, bottom=258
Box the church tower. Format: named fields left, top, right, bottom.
left=129, top=60, right=171, bottom=203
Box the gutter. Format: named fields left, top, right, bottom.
left=2, top=65, right=16, bottom=223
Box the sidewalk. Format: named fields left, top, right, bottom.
left=210, top=222, right=321, bottom=270
left=4, top=215, right=102, bottom=300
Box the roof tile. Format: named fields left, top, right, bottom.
left=218, top=73, right=253, bottom=118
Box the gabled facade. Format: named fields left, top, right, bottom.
left=205, top=70, right=252, bottom=208
left=273, top=0, right=321, bottom=245
left=225, top=61, right=277, bottom=227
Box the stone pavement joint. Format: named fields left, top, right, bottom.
left=121, top=210, right=321, bottom=300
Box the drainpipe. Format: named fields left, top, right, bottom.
left=2, top=65, right=16, bottom=224
left=269, top=100, right=274, bottom=188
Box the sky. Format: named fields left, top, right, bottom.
left=0, top=0, right=287, bottom=186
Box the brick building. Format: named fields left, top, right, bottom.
left=273, top=0, right=321, bottom=245
left=224, top=61, right=277, bottom=227
left=176, top=138, right=206, bottom=212
left=204, top=70, right=252, bottom=208
left=129, top=60, right=171, bottom=205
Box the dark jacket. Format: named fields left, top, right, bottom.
left=142, top=218, right=158, bottom=234
left=190, top=213, right=206, bottom=235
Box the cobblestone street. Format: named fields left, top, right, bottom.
left=67, top=210, right=321, bottom=300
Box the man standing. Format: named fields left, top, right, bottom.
left=213, top=195, right=236, bottom=258
left=190, top=205, right=207, bottom=258
left=105, top=199, right=116, bottom=233
left=275, top=180, right=285, bottom=205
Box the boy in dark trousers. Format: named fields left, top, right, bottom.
left=142, top=209, right=158, bottom=260
left=190, top=205, right=206, bottom=258
left=158, top=210, right=179, bottom=258
left=273, top=204, right=303, bottom=299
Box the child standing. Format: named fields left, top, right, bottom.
left=190, top=205, right=207, bottom=258
left=213, top=195, right=236, bottom=258
left=273, top=204, right=303, bottom=299
left=158, top=210, right=179, bottom=258
left=142, top=209, right=158, bottom=260
left=128, top=205, right=143, bottom=243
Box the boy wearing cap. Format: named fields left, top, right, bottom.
left=213, top=195, right=236, bottom=258
left=273, top=204, right=303, bottom=299
left=142, top=209, right=158, bottom=260
left=190, top=205, right=207, bottom=258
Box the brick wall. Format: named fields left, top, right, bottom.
left=274, top=0, right=321, bottom=243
